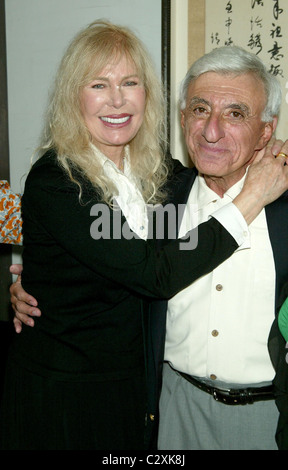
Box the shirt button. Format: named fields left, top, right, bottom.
left=216, top=284, right=223, bottom=291
left=211, top=329, right=219, bottom=337
left=210, top=374, right=217, bottom=380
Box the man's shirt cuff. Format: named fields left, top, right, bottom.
left=211, top=202, right=250, bottom=250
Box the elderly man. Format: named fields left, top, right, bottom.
left=152, top=46, right=288, bottom=450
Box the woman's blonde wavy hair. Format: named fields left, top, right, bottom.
left=39, top=20, right=170, bottom=205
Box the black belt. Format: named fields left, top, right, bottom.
left=178, top=371, right=275, bottom=406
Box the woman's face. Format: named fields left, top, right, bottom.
left=80, top=55, right=146, bottom=164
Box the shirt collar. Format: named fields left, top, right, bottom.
left=195, top=169, right=247, bottom=211
left=90, top=144, right=130, bottom=175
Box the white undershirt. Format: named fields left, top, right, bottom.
left=164, top=173, right=276, bottom=386
left=93, top=145, right=149, bottom=240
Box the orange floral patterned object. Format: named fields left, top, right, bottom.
left=0, top=181, right=22, bottom=245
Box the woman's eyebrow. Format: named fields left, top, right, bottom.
left=92, top=74, right=140, bottom=81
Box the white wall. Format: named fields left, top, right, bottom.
left=5, top=0, right=162, bottom=194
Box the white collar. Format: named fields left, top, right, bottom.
left=195, top=169, right=247, bottom=211
left=90, top=143, right=130, bottom=175
left=90, top=144, right=148, bottom=240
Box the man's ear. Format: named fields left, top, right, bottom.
left=272, top=116, right=278, bottom=133
left=180, top=110, right=186, bottom=131
left=258, top=117, right=278, bottom=149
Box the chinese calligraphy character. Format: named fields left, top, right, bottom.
left=211, top=32, right=221, bottom=45
left=268, top=41, right=284, bottom=61
left=247, top=33, right=263, bottom=54
left=268, top=63, right=284, bottom=78
left=225, top=17, right=232, bottom=35
left=273, top=0, right=283, bottom=20
left=251, top=0, right=264, bottom=8
left=224, top=37, right=234, bottom=46
left=250, top=16, right=263, bottom=30
left=270, top=23, right=282, bottom=38
left=226, top=1, right=233, bottom=13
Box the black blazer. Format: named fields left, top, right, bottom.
left=267, top=198, right=288, bottom=450
left=17, top=151, right=238, bottom=380
left=146, top=166, right=288, bottom=449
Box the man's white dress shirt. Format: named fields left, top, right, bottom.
left=164, top=173, right=276, bottom=386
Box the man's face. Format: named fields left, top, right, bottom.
left=181, top=71, right=276, bottom=188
